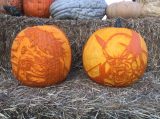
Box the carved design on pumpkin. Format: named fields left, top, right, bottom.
left=11, top=26, right=71, bottom=87
left=84, top=28, right=148, bottom=87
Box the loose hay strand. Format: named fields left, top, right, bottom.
left=0, top=70, right=160, bottom=118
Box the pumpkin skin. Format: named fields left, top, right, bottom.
left=11, top=25, right=71, bottom=87
left=23, top=0, right=53, bottom=18
left=83, top=28, right=148, bottom=87
left=50, top=0, right=107, bottom=20
left=0, top=0, right=22, bottom=13
left=106, top=1, right=144, bottom=18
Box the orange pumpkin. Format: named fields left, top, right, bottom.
left=0, top=0, right=22, bottom=13
left=83, top=27, right=148, bottom=87
left=23, top=0, right=53, bottom=18
left=11, top=25, right=71, bottom=87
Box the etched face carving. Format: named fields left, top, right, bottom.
left=83, top=28, right=148, bottom=87
left=11, top=25, right=71, bottom=87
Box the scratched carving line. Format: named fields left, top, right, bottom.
left=87, top=30, right=147, bottom=86
left=24, top=28, right=67, bottom=82
left=11, top=36, right=27, bottom=79
left=11, top=27, right=69, bottom=85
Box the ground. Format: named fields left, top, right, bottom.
left=0, top=70, right=160, bottom=119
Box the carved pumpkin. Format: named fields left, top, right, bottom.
left=11, top=25, right=71, bottom=87
left=23, top=0, right=53, bottom=18
left=0, top=0, right=22, bottom=13
left=50, top=0, right=106, bottom=20
left=83, top=27, right=148, bottom=87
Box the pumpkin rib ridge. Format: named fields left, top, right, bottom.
left=53, top=13, right=102, bottom=19
left=51, top=7, right=106, bottom=15
left=51, top=0, right=106, bottom=9
left=50, top=0, right=106, bottom=19
left=52, top=9, right=105, bottom=18
left=23, top=0, right=53, bottom=18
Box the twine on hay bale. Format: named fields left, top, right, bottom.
left=0, top=14, right=160, bottom=118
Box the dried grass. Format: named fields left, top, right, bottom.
left=0, top=14, right=160, bottom=118
left=0, top=69, right=160, bottom=119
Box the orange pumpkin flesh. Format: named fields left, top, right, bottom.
left=23, top=0, right=53, bottom=18
left=11, top=25, right=71, bottom=87
left=83, top=27, right=148, bottom=87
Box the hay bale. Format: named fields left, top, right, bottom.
left=0, top=14, right=160, bottom=118
left=0, top=70, right=160, bottom=118
left=0, top=14, right=160, bottom=71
